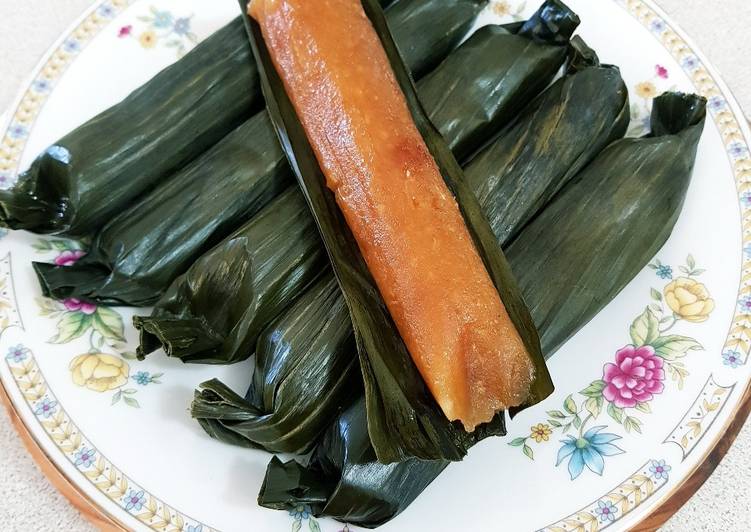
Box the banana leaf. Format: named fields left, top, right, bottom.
left=244, top=0, right=552, bottom=463
left=507, top=91, right=707, bottom=355
left=419, top=0, right=578, bottom=161
left=467, top=63, right=630, bottom=245
left=190, top=49, right=627, bottom=454
left=0, top=0, right=479, bottom=239
left=0, top=20, right=259, bottom=238
left=136, top=0, right=576, bottom=360
left=256, top=92, right=707, bottom=528
left=30, top=0, right=493, bottom=307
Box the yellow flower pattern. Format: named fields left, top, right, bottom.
left=664, top=277, right=715, bottom=323
left=138, top=29, right=157, bottom=49
left=635, top=81, right=658, bottom=99
left=70, top=353, right=130, bottom=392
left=530, top=423, right=553, bottom=442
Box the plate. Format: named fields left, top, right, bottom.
left=1, top=0, right=749, bottom=530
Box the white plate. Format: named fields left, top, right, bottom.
left=1, top=0, right=749, bottom=530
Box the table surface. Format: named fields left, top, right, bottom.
left=1, top=1, right=750, bottom=531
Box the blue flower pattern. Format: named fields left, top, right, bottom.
left=134, top=371, right=151, bottom=385
left=656, top=264, right=673, bottom=280
left=8, top=123, right=28, bottom=139
left=289, top=504, right=312, bottom=520
left=722, top=350, right=743, bottom=368
left=556, top=426, right=625, bottom=480
left=594, top=500, right=618, bottom=523
left=6, top=344, right=29, bottom=363
left=97, top=4, right=116, bottom=18
left=649, top=459, right=672, bottom=480
left=74, top=447, right=96, bottom=468
left=738, top=295, right=751, bottom=313
left=62, top=39, right=81, bottom=54
left=185, top=525, right=203, bottom=532
left=34, top=397, right=58, bottom=419
left=124, top=489, right=147, bottom=512
left=153, top=10, right=173, bottom=28
left=173, top=17, right=192, bottom=36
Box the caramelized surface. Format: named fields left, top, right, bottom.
left=249, top=0, right=534, bottom=430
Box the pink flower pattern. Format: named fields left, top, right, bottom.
left=63, top=298, right=97, bottom=315
left=54, top=249, right=86, bottom=267
left=602, top=345, right=665, bottom=408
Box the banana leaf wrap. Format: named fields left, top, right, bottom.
left=31, top=0, right=486, bottom=307
left=255, top=92, right=707, bottom=528
left=189, top=57, right=630, bottom=453
left=467, top=62, right=630, bottom=244
left=0, top=0, right=476, bottom=239
left=508, top=91, right=707, bottom=356
left=245, top=0, right=553, bottom=463
left=0, top=20, right=259, bottom=238
left=135, top=0, right=575, bottom=361
left=419, top=0, right=579, bottom=161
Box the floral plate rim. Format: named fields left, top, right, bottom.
left=0, top=0, right=750, bottom=531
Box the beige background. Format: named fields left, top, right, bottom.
left=0, top=1, right=750, bottom=531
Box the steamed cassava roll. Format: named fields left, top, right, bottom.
left=256, top=92, right=707, bottom=529
left=190, top=56, right=630, bottom=452
left=31, top=0, right=491, bottom=307
left=136, top=0, right=578, bottom=362
left=0, top=0, right=484, bottom=239
left=250, top=0, right=538, bottom=430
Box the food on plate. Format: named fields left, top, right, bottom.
left=135, top=0, right=577, bottom=362
left=256, top=92, right=707, bottom=528
left=0, top=20, right=259, bottom=238
left=247, top=0, right=552, bottom=461
left=189, top=44, right=631, bottom=453
left=467, top=56, right=630, bottom=244
left=0, top=0, right=484, bottom=239
left=507, top=91, right=707, bottom=355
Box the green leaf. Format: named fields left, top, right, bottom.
left=607, top=402, right=624, bottom=424
left=508, top=437, right=526, bottom=447
left=151, top=373, right=164, bottom=379
left=522, top=444, right=534, bottom=460
left=111, top=390, right=122, bottom=405
left=92, top=307, right=126, bottom=343
left=309, top=518, right=321, bottom=532
left=563, top=394, right=577, bottom=414
left=292, top=520, right=302, bottom=532
left=691, top=268, right=706, bottom=276
left=650, top=288, right=663, bottom=301
left=679, top=265, right=689, bottom=274
left=122, top=388, right=137, bottom=395
left=652, top=335, right=702, bottom=360
left=32, top=240, right=52, bottom=252
left=123, top=396, right=140, bottom=408
left=635, top=401, right=652, bottom=413
left=120, top=351, right=139, bottom=360
left=51, top=240, right=74, bottom=251
left=623, top=416, right=643, bottom=434
left=50, top=313, right=93, bottom=344
left=572, top=415, right=582, bottom=429
left=585, top=396, right=602, bottom=418
left=546, top=410, right=566, bottom=419
left=686, top=254, right=696, bottom=270
left=649, top=303, right=662, bottom=313
left=580, top=380, right=606, bottom=397
left=547, top=419, right=562, bottom=428
left=630, top=307, right=659, bottom=346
